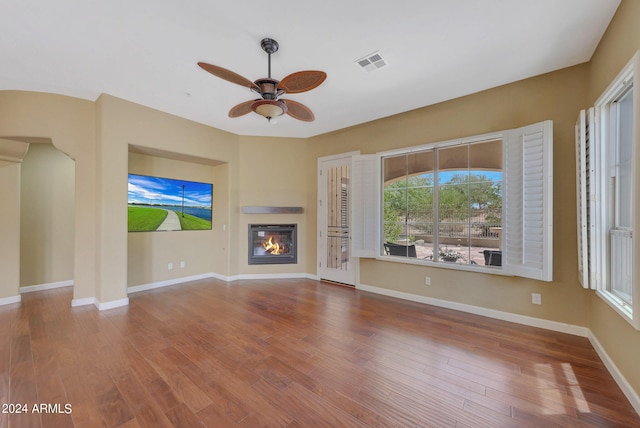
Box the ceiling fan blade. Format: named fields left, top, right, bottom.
left=278, top=70, right=327, bottom=94
left=229, top=100, right=259, bottom=118
left=282, top=99, right=315, bottom=122
left=198, top=62, right=260, bottom=92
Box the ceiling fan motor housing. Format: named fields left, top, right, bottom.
left=253, top=78, right=283, bottom=100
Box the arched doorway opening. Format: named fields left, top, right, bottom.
left=20, top=141, right=75, bottom=292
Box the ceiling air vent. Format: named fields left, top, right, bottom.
left=355, top=51, right=388, bottom=73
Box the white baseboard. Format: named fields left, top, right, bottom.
left=146, top=271, right=320, bottom=283
left=589, top=331, right=640, bottom=415
left=22, top=280, right=126, bottom=312
left=96, top=297, right=129, bottom=311
left=356, top=283, right=589, bottom=337
left=210, top=272, right=231, bottom=282
left=21, top=280, right=73, bottom=294
left=223, top=272, right=319, bottom=282
left=71, top=296, right=129, bottom=311
left=0, top=294, right=21, bottom=306
left=71, top=297, right=95, bottom=307
left=128, top=273, right=215, bottom=294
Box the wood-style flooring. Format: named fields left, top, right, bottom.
left=1, top=278, right=638, bottom=427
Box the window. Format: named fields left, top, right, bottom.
left=382, top=140, right=503, bottom=266
left=351, top=121, right=553, bottom=282
left=577, top=51, right=639, bottom=329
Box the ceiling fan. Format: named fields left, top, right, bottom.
left=198, top=38, right=326, bottom=123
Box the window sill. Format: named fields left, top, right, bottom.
left=376, top=255, right=511, bottom=276
left=596, top=290, right=638, bottom=330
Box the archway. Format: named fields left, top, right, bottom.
left=20, top=141, right=75, bottom=292
left=0, top=137, right=76, bottom=304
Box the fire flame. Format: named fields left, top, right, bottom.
left=263, top=236, right=283, bottom=255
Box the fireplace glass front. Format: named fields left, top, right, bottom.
left=248, top=224, right=297, bottom=265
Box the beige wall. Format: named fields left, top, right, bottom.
left=211, top=162, right=231, bottom=275
left=586, top=0, right=640, bottom=399
left=0, top=91, right=239, bottom=304
left=110, top=100, right=311, bottom=286
left=95, top=95, right=239, bottom=302
left=127, top=152, right=222, bottom=286
left=0, top=162, right=21, bottom=299
left=0, top=91, right=309, bottom=301
left=0, top=91, right=96, bottom=302
left=308, top=63, right=590, bottom=326
left=20, top=143, right=75, bottom=287
left=589, top=0, right=640, bottom=103
left=238, top=135, right=310, bottom=275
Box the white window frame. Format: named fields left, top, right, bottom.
left=578, top=50, right=639, bottom=329
left=352, top=120, right=553, bottom=282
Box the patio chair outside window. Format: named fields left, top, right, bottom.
left=483, top=250, right=502, bottom=266
left=384, top=242, right=417, bottom=258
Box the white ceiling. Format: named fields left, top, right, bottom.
left=0, top=0, right=620, bottom=138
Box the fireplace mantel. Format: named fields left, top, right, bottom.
left=242, top=206, right=303, bottom=214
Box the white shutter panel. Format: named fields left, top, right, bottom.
left=576, top=110, right=590, bottom=288
left=351, top=154, right=379, bottom=258
left=503, top=120, right=553, bottom=281
left=575, top=109, right=598, bottom=289
left=586, top=107, right=599, bottom=289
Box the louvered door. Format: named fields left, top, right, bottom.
left=318, top=155, right=356, bottom=285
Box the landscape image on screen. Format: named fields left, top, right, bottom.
left=128, top=174, right=212, bottom=232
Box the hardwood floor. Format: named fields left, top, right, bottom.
left=2, top=278, right=638, bottom=427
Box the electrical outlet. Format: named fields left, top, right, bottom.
left=180, top=261, right=185, bottom=268
left=425, top=276, right=431, bottom=286
left=532, top=293, right=541, bottom=305
left=168, top=262, right=173, bottom=270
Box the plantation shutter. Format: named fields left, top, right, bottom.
left=351, top=154, right=379, bottom=257
left=576, top=110, right=590, bottom=288
left=503, top=120, right=553, bottom=281
left=575, top=109, right=598, bottom=289
left=585, top=108, right=598, bottom=289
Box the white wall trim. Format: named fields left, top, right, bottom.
left=356, top=283, right=589, bottom=337
left=128, top=273, right=215, bottom=294
left=210, top=272, right=232, bottom=282
left=588, top=331, right=640, bottom=415
left=20, top=280, right=73, bottom=294
left=71, top=297, right=96, bottom=307
left=96, top=298, right=129, bottom=311
left=224, top=272, right=320, bottom=282
left=0, top=294, right=21, bottom=306
left=128, top=272, right=320, bottom=289
left=71, top=296, right=130, bottom=311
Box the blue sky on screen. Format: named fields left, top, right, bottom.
left=128, top=174, right=212, bottom=207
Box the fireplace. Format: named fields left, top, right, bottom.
left=248, top=224, right=297, bottom=265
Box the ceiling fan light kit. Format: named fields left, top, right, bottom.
left=198, top=38, right=326, bottom=123
left=252, top=99, right=287, bottom=121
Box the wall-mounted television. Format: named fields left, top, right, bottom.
left=127, top=174, right=212, bottom=232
